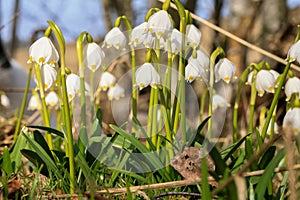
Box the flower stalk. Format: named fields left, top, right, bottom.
left=261, top=61, right=291, bottom=140
left=13, top=63, right=33, bottom=143
left=47, top=20, right=75, bottom=193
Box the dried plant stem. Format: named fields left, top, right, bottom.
left=284, top=125, right=298, bottom=200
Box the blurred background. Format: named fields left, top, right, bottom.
left=1, top=0, right=300, bottom=68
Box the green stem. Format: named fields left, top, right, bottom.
left=47, top=20, right=75, bottom=193
left=13, top=63, right=33, bottom=144
left=269, top=105, right=277, bottom=139
left=90, top=71, right=95, bottom=120
left=146, top=87, right=154, bottom=149
left=200, top=88, right=209, bottom=122
left=164, top=38, right=173, bottom=141
left=131, top=47, right=137, bottom=132
left=173, top=0, right=187, bottom=149
left=76, top=32, right=89, bottom=153
left=248, top=70, right=257, bottom=137
left=34, top=62, right=53, bottom=149
left=207, top=47, right=225, bottom=140
left=261, top=61, right=291, bottom=140
left=232, top=67, right=251, bottom=142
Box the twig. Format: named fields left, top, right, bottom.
left=95, top=178, right=212, bottom=194
left=155, top=191, right=201, bottom=199
left=158, top=0, right=300, bottom=72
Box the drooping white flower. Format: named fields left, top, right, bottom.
left=193, top=49, right=210, bottom=71
left=256, top=69, right=276, bottom=97
left=28, top=95, right=40, bottom=111
left=136, top=63, right=160, bottom=90
left=99, top=72, right=117, bottom=91
left=287, top=40, right=300, bottom=62
left=102, top=27, right=127, bottom=50
left=28, top=37, right=59, bottom=66
left=185, top=24, right=201, bottom=49
left=283, top=107, right=300, bottom=135
left=107, top=84, right=125, bottom=100
left=130, top=22, right=148, bottom=47
left=285, top=76, right=300, bottom=101
left=34, top=64, right=57, bottom=91
left=246, top=71, right=254, bottom=85
left=66, top=73, right=90, bottom=101
left=215, top=58, right=236, bottom=84
left=83, top=42, right=105, bottom=72
left=1, top=94, right=10, bottom=108
left=168, top=28, right=182, bottom=54
left=185, top=57, right=207, bottom=83
left=266, top=122, right=279, bottom=135
left=147, top=10, right=172, bottom=39
left=143, top=33, right=156, bottom=49
left=212, top=94, right=230, bottom=111
left=45, top=91, right=59, bottom=107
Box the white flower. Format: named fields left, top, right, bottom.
left=185, top=24, right=201, bottom=49
left=34, top=64, right=57, bottom=91
left=246, top=71, right=254, bottom=85
left=130, top=22, right=148, bottom=47
left=1, top=94, right=10, bottom=108
left=283, top=108, right=300, bottom=135
left=269, top=69, right=280, bottom=88
left=185, top=57, right=207, bottom=83
left=256, top=69, right=276, bottom=97
left=102, top=27, right=127, bottom=50
left=83, top=42, right=105, bottom=72
left=148, top=10, right=172, bottom=39
left=193, top=49, right=210, bottom=71
left=168, top=28, right=182, bottom=54
left=28, top=37, right=59, bottom=66
left=215, top=58, right=236, bottom=83
left=99, top=72, right=116, bottom=91
left=287, top=40, right=300, bottom=62
left=45, top=91, right=59, bottom=107
left=212, top=94, right=230, bottom=111
left=28, top=95, right=40, bottom=111
left=267, top=122, right=279, bottom=135
left=66, top=73, right=90, bottom=101
left=107, top=84, right=125, bottom=100
left=143, top=33, right=156, bottom=49
left=285, top=77, right=300, bottom=101
left=136, top=63, right=160, bottom=90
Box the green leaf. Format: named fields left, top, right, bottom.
left=10, top=133, right=27, bottom=173
left=22, top=132, right=63, bottom=179
left=3, top=146, right=13, bottom=174
left=27, top=125, right=64, bottom=138
left=21, top=149, right=49, bottom=176
left=255, top=148, right=285, bottom=199
left=110, top=124, right=171, bottom=181
left=275, top=171, right=288, bottom=200
left=223, top=133, right=250, bottom=162
left=33, top=130, right=55, bottom=161
left=195, top=131, right=226, bottom=176
left=259, top=146, right=276, bottom=169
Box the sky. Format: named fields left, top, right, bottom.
left=1, top=0, right=300, bottom=44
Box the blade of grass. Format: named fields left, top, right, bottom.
left=22, top=132, right=63, bottom=179
left=255, top=148, right=285, bottom=199
left=27, top=125, right=64, bottom=138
